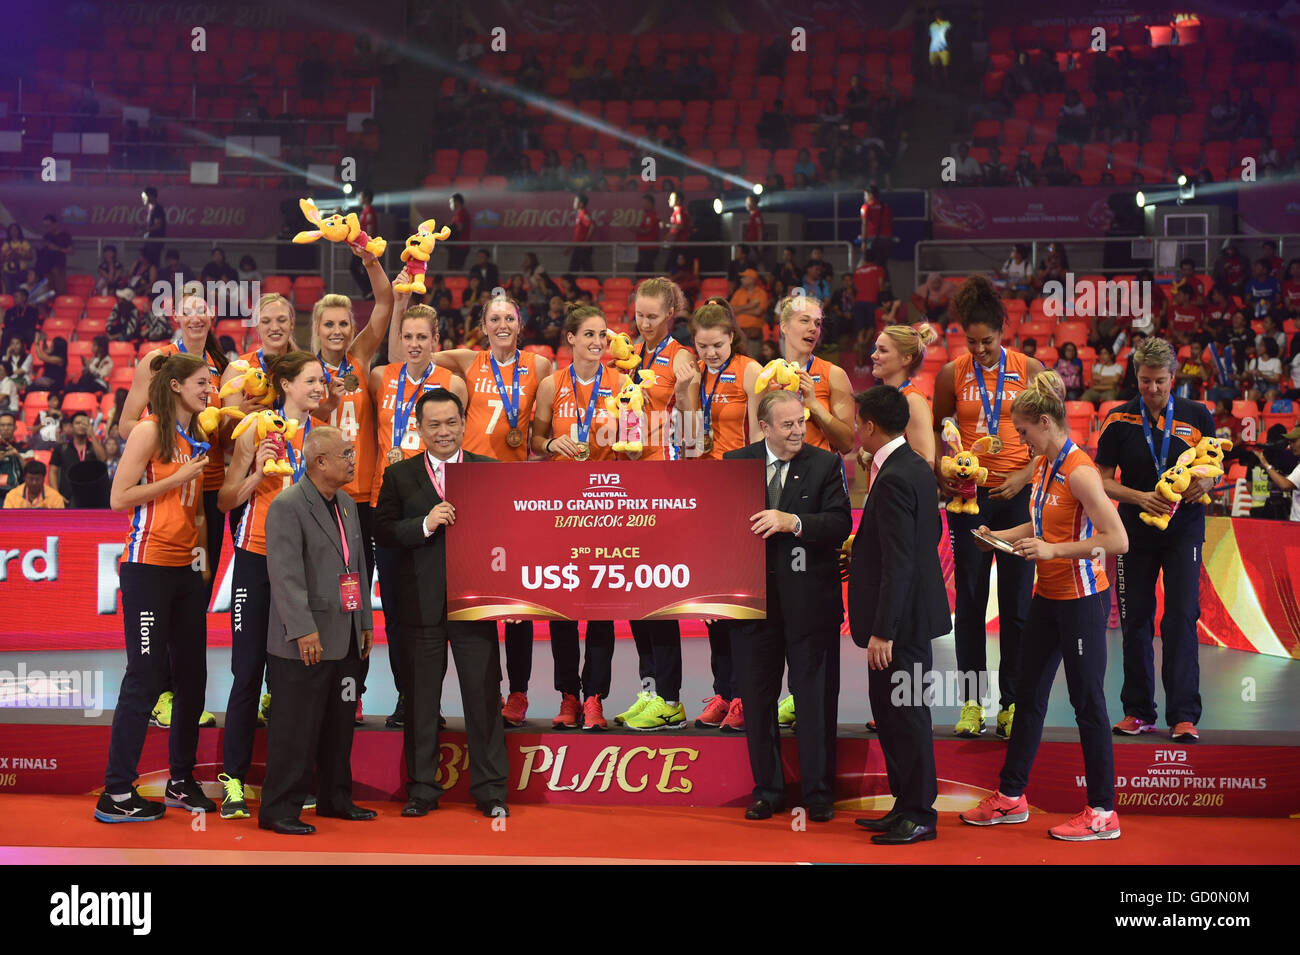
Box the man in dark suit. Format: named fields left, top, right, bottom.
left=373, top=388, right=509, bottom=818
left=724, top=389, right=852, bottom=822
left=260, top=426, right=376, bottom=835
left=848, top=387, right=950, bottom=845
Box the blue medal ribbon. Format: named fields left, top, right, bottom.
left=255, top=348, right=267, bottom=372
left=569, top=364, right=603, bottom=444
left=319, top=351, right=352, bottom=388
left=1140, top=395, right=1175, bottom=476
left=973, top=348, right=1007, bottom=438
left=898, top=378, right=911, bottom=392
left=1208, top=343, right=1232, bottom=384
left=392, top=363, right=432, bottom=451
left=1032, top=439, right=1073, bottom=538
left=638, top=334, right=671, bottom=369
left=283, top=417, right=312, bottom=484
left=175, top=423, right=210, bottom=458
left=489, top=351, right=522, bottom=430
left=699, top=355, right=733, bottom=437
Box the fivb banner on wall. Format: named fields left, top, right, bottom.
left=931, top=187, right=1117, bottom=239
left=409, top=192, right=668, bottom=244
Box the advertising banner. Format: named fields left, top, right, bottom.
left=931, top=187, right=1117, bottom=239
left=410, top=191, right=668, bottom=244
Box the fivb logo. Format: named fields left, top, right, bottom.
left=139, top=612, right=155, bottom=655
left=1040, top=273, right=1151, bottom=321
left=49, top=885, right=151, bottom=935
left=150, top=273, right=262, bottom=325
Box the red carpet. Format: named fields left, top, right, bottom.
left=1, top=796, right=1295, bottom=864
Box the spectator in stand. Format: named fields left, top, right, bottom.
left=1166, top=286, right=1204, bottom=345
left=929, top=7, right=951, bottom=85
left=1206, top=331, right=1241, bottom=404
left=68, top=334, right=113, bottom=394
left=1203, top=284, right=1236, bottom=336
left=567, top=193, right=594, bottom=274
left=518, top=52, right=545, bottom=91
left=2, top=336, right=31, bottom=386
left=1175, top=341, right=1211, bottom=399
left=468, top=249, right=500, bottom=291
left=1237, top=88, right=1266, bottom=139
left=1118, top=88, right=1148, bottom=143
left=140, top=187, right=165, bottom=269
left=3, top=459, right=64, bottom=509
left=1012, top=149, right=1036, bottom=187
left=1253, top=426, right=1300, bottom=521
left=1033, top=248, right=1069, bottom=298
left=30, top=333, right=67, bottom=395
left=674, top=52, right=713, bottom=101
left=1036, top=47, right=1064, bottom=93
left=1227, top=311, right=1255, bottom=368
left=954, top=142, right=982, bottom=185
left=1039, top=143, right=1070, bottom=186
left=0, top=363, right=15, bottom=414
left=447, top=194, right=471, bottom=271
left=803, top=261, right=831, bottom=304
left=744, top=194, right=765, bottom=247
left=757, top=99, right=790, bottom=151
left=49, top=410, right=106, bottom=501
left=163, top=248, right=193, bottom=284
left=95, top=245, right=126, bottom=296
left=1257, top=312, right=1287, bottom=356
left=827, top=275, right=855, bottom=338
left=1246, top=259, right=1282, bottom=318
left=982, top=148, right=1010, bottom=187
left=237, top=256, right=262, bottom=285
left=730, top=269, right=770, bottom=345
left=28, top=393, right=62, bottom=450
left=1211, top=397, right=1244, bottom=450
left=200, top=248, right=237, bottom=284
left=1058, top=90, right=1090, bottom=144
left=1055, top=342, right=1084, bottom=400
left=793, top=148, right=817, bottom=183
left=1080, top=345, right=1123, bottom=405
left=844, top=74, right=871, bottom=122
left=671, top=252, right=700, bottom=306
left=998, top=244, right=1034, bottom=301
left=806, top=246, right=834, bottom=283
left=852, top=245, right=891, bottom=334
left=298, top=42, right=331, bottom=100
left=1170, top=258, right=1204, bottom=308
left=776, top=247, right=801, bottom=288
left=1245, top=338, right=1284, bottom=402
left=860, top=184, right=893, bottom=255
left=1213, top=242, right=1247, bottom=298
left=912, top=272, right=953, bottom=325
left=2, top=286, right=39, bottom=350
left=2, top=224, right=32, bottom=295
left=634, top=194, right=660, bottom=275
left=662, top=190, right=691, bottom=272
left=0, top=410, right=27, bottom=488
left=1261, top=240, right=1283, bottom=276
left=567, top=154, right=595, bottom=194
left=36, top=213, right=71, bottom=296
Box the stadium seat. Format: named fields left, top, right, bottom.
left=263, top=275, right=293, bottom=298
left=61, top=393, right=100, bottom=416
left=1066, top=401, right=1095, bottom=433
left=1098, top=400, right=1124, bottom=422
left=22, top=392, right=50, bottom=426
left=292, top=276, right=325, bottom=311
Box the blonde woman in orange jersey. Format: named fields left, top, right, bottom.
left=370, top=285, right=468, bottom=728
left=433, top=291, right=551, bottom=726
left=931, top=275, right=1044, bottom=739
left=616, top=277, right=697, bottom=732
left=95, top=352, right=215, bottom=822
left=866, top=323, right=938, bottom=468
left=220, top=291, right=299, bottom=402
left=681, top=298, right=760, bottom=733
left=216, top=351, right=326, bottom=820
left=775, top=291, right=856, bottom=454
left=309, top=250, right=395, bottom=724
left=531, top=304, right=626, bottom=730
left=962, top=371, right=1129, bottom=842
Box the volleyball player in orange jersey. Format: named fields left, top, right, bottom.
left=866, top=323, right=939, bottom=468
left=118, top=295, right=231, bottom=728
left=614, top=277, right=697, bottom=731
left=220, top=291, right=299, bottom=400
left=95, top=352, right=215, bottom=822
left=531, top=304, right=626, bottom=730
left=370, top=285, right=469, bottom=728
left=215, top=351, right=326, bottom=820
left=433, top=292, right=552, bottom=726
left=931, top=275, right=1044, bottom=739
left=962, top=371, right=1129, bottom=842
left=679, top=298, right=760, bottom=733
left=308, top=249, right=394, bottom=725
left=773, top=291, right=855, bottom=454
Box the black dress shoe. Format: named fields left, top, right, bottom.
left=870, top=818, right=937, bottom=845
left=317, top=803, right=377, bottom=820
left=401, top=796, right=438, bottom=817
left=854, top=811, right=901, bottom=832
left=477, top=799, right=509, bottom=818
left=258, top=817, right=316, bottom=835
left=744, top=798, right=784, bottom=820
left=385, top=694, right=405, bottom=728
left=807, top=803, right=835, bottom=823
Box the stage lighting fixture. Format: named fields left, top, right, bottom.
left=752, top=183, right=763, bottom=195
left=1177, top=174, right=1188, bottom=187
left=343, top=183, right=354, bottom=195
left=1135, top=191, right=1146, bottom=208
left=713, top=197, right=723, bottom=214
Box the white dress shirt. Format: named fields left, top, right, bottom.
left=869, top=433, right=907, bottom=491
left=763, top=441, right=802, bottom=536
left=421, top=449, right=462, bottom=537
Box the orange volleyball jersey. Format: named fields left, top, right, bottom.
left=635, top=336, right=694, bottom=461
left=233, top=420, right=308, bottom=556
left=799, top=355, right=836, bottom=451
left=900, top=379, right=927, bottom=401
left=549, top=364, right=620, bottom=461
left=463, top=350, right=543, bottom=462
left=951, top=349, right=1032, bottom=483
left=1030, top=444, right=1109, bottom=600
left=321, top=349, right=376, bottom=503
left=123, top=414, right=201, bottom=567
left=150, top=341, right=225, bottom=491
left=371, top=361, right=456, bottom=500
left=699, top=354, right=757, bottom=458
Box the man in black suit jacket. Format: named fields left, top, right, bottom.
left=848, top=386, right=950, bottom=845
left=724, top=390, right=852, bottom=822
left=373, top=388, right=509, bottom=819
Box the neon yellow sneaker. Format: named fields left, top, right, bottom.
left=614, top=690, right=653, bottom=726
left=258, top=692, right=271, bottom=725
left=777, top=695, right=796, bottom=729
left=955, top=700, right=986, bottom=737
left=199, top=710, right=216, bottom=728
left=996, top=704, right=1015, bottom=740
left=218, top=773, right=249, bottom=819
left=626, top=696, right=687, bottom=731
left=150, top=691, right=173, bottom=728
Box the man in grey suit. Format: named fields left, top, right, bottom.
left=260, top=426, right=377, bottom=835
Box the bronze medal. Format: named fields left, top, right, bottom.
left=574, top=442, right=590, bottom=461
left=506, top=427, right=524, bottom=448
left=387, top=447, right=404, bottom=465
left=700, top=432, right=714, bottom=454
left=344, top=372, right=359, bottom=391
left=986, top=435, right=1003, bottom=454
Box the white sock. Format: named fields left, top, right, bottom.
left=108, top=791, right=132, bottom=803
left=666, top=700, right=679, bottom=707
left=1091, top=806, right=1114, bottom=819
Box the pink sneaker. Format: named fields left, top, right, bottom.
left=1112, top=715, right=1155, bottom=735
left=582, top=695, right=607, bottom=731
left=719, top=698, right=745, bottom=733
left=501, top=691, right=528, bottom=727
left=694, top=694, right=731, bottom=728
left=552, top=693, right=580, bottom=729
left=1049, top=807, right=1121, bottom=841
left=960, top=791, right=1029, bottom=826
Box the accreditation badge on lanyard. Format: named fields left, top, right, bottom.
left=334, top=502, right=361, bottom=611
left=1141, top=395, right=1174, bottom=476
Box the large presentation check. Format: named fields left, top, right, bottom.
left=444, top=460, right=767, bottom=621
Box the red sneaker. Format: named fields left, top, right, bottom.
left=960, top=791, right=1029, bottom=826
left=1171, top=722, right=1199, bottom=742
left=354, top=695, right=364, bottom=726
left=719, top=698, right=745, bottom=733
left=501, top=691, right=528, bottom=727
left=1049, top=807, right=1121, bottom=841
left=694, top=694, right=731, bottom=728
left=582, top=695, right=607, bottom=731
left=552, top=693, right=580, bottom=729
left=1112, top=715, right=1155, bottom=735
